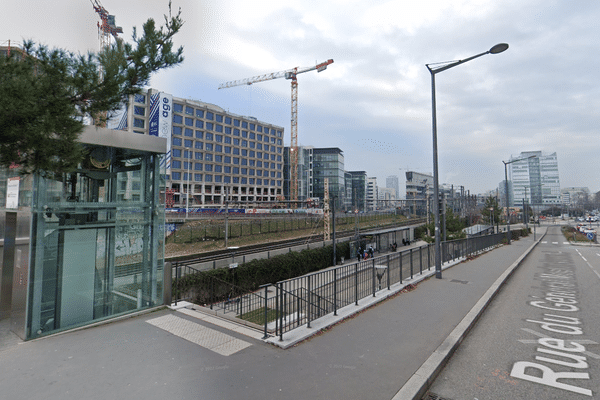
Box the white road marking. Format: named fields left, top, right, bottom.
left=147, top=314, right=252, bottom=356
left=576, top=249, right=600, bottom=279
left=520, top=329, right=600, bottom=360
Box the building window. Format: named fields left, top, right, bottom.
left=249, top=142, right=255, bottom=149
left=249, top=178, right=255, bottom=184
left=205, top=143, right=213, bottom=151
left=215, top=175, right=222, bottom=183
left=233, top=157, right=240, bottom=164
left=233, top=167, right=239, bottom=174
left=216, top=115, right=223, bottom=122
left=185, top=106, right=194, bottom=115
left=215, top=155, right=222, bottom=163
left=233, top=128, right=240, bottom=136
left=206, top=122, right=213, bottom=131
left=195, top=152, right=203, bottom=160
left=133, top=118, right=145, bottom=128
left=173, top=103, right=183, bottom=113
left=205, top=175, right=212, bottom=182
left=225, top=147, right=231, bottom=154
left=134, top=94, right=146, bottom=103
left=172, top=160, right=181, bottom=169
left=242, top=150, right=247, bottom=157
left=215, top=165, right=222, bottom=173
left=172, top=126, right=182, bottom=135
left=257, top=126, right=263, bottom=133
left=249, top=132, right=255, bottom=140
left=195, top=130, right=203, bottom=139
left=196, top=120, right=204, bottom=128
left=173, top=114, right=183, bottom=124
left=215, top=124, right=223, bottom=133
left=185, top=117, right=194, bottom=126
left=185, top=128, right=193, bottom=137
left=224, top=156, right=231, bottom=163
left=233, top=148, right=239, bottom=155
left=224, top=166, right=231, bottom=173
left=172, top=149, right=181, bottom=158
left=195, top=174, right=202, bottom=182
left=225, top=126, right=232, bottom=134
left=215, top=135, right=223, bottom=142
left=172, top=172, right=181, bottom=180
left=205, top=132, right=213, bottom=141
left=234, top=119, right=240, bottom=127
left=196, top=109, right=204, bottom=118
left=224, top=136, right=232, bottom=144
left=225, top=117, right=232, bottom=124
left=205, top=154, right=213, bottom=161
left=206, top=112, right=214, bottom=120
left=173, top=137, right=182, bottom=146
left=195, top=142, right=203, bottom=149
left=184, top=139, right=192, bottom=148
left=195, top=163, right=202, bottom=171
left=205, top=165, right=213, bottom=172
left=134, top=106, right=145, bottom=116
left=242, top=121, right=248, bottom=129
left=215, top=145, right=222, bottom=152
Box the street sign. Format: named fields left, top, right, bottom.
left=587, top=232, right=595, bottom=240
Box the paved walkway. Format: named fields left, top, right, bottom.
left=0, top=228, right=546, bottom=400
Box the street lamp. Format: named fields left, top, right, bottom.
left=502, top=155, right=536, bottom=244
left=427, top=43, right=508, bottom=279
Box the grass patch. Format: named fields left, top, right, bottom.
left=238, top=307, right=279, bottom=325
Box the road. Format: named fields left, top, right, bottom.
left=427, top=225, right=600, bottom=399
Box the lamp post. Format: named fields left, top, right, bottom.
left=502, top=155, right=536, bottom=244
left=427, top=43, right=508, bottom=279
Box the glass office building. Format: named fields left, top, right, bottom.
left=121, top=89, right=286, bottom=207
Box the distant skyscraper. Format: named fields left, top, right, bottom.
left=509, top=151, right=560, bottom=207
left=386, top=175, right=399, bottom=199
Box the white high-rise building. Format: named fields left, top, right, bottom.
left=509, top=151, right=560, bottom=207
left=386, top=175, right=399, bottom=199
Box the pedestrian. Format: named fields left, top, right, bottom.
left=368, top=246, right=374, bottom=258
left=357, top=247, right=362, bottom=262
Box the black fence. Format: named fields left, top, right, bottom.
left=172, top=232, right=508, bottom=340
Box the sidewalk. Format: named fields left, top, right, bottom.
left=0, top=229, right=545, bottom=400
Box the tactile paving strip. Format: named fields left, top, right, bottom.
left=147, top=314, right=252, bottom=356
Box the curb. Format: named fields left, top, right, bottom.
left=391, top=230, right=547, bottom=400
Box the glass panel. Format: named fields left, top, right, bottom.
left=27, top=145, right=164, bottom=339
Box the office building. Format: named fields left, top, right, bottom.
left=386, top=175, right=399, bottom=200
left=405, top=171, right=433, bottom=216
left=508, top=151, right=560, bottom=207
left=348, top=171, right=367, bottom=212
left=367, top=177, right=378, bottom=211
left=119, top=89, right=286, bottom=207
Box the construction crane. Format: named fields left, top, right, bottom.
left=91, top=0, right=123, bottom=51
left=90, top=0, right=122, bottom=127
left=219, top=59, right=334, bottom=203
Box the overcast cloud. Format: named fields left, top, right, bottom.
left=2, top=0, right=599, bottom=196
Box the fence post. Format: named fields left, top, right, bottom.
left=261, top=284, right=269, bottom=339
left=419, top=246, right=423, bottom=275
left=354, top=263, right=358, bottom=306
left=279, top=282, right=284, bottom=342
left=174, top=262, right=179, bottom=306
left=386, top=254, right=390, bottom=290
left=372, top=259, right=376, bottom=297
left=410, top=248, right=414, bottom=279
left=210, top=270, right=214, bottom=310
left=307, top=276, right=312, bottom=328
left=428, top=243, right=431, bottom=270
left=334, top=268, right=338, bottom=316
left=399, top=251, right=403, bottom=284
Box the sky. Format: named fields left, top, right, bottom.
left=2, top=0, right=599, bottom=197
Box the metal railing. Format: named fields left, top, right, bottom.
left=171, top=232, right=507, bottom=340
left=269, top=232, right=506, bottom=340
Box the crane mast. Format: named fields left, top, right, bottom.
left=219, top=59, right=333, bottom=203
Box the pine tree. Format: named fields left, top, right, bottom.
left=0, top=4, right=184, bottom=176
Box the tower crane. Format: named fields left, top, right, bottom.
left=91, top=0, right=123, bottom=50
left=90, top=0, right=122, bottom=127
left=219, top=59, right=334, bottom=203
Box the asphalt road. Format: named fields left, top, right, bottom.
left=427, top=225, right=600, bottom=399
